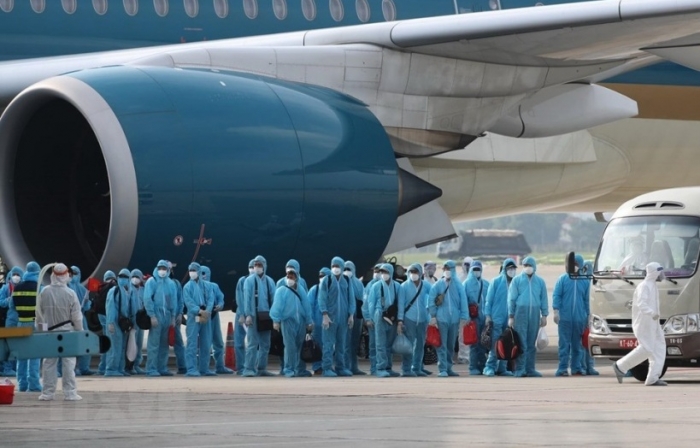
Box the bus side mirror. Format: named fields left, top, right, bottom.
left=566, top=252, right=577, bottom=276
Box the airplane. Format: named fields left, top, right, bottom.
left=1, top=0, right=700, bottom=294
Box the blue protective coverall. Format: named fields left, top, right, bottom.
left=579, top=260, right=599, bottom=375
left=318, top=256, right=356, bottom=376
left=270, top=279, right=313, bottom=377
left=169, top=272, right=186, bottom=373
left=308, top=267, right=330, bottom=373
left=508, top=256, right=549, bottom=377
left=553, top=254, right=591, bottom=376
left=143, top=260, right=177, bottom=376
left=275, top=259, right=308, bottom=291
left=11, top=262, right=42, bottom=391
left=464, top=261, right=490, bottom=375
left=201, top=266, right=232, bottom=374
left=483, top=258, right=517, bottom=376
left=368, top=263, right=400, bottom=378
left=105, top=269, right=135, bottom=376
left=362, top=264, right=382, bottom=375
left=130, top=269, right=147, bottom=374
left=183, top=262, right=216, bottom=376
left=68, top=266, right=94, bottom=375
left=398, top=263, right=431, bottom=376
left=344, top=260, right=366, bottom=375
left=234, top=260, right=254, bottom=374
left=243, top=255, right=277, bottom=376
left=428, top=260, right=469, bottom=377
left=97, top=271, right=117, bottom=374
left=0, top=266, right=23, bottom=375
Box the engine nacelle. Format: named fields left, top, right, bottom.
left=0, top=66, right=400, bottom=288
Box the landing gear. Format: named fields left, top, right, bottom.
left=630, top=361, right=668, bottom=382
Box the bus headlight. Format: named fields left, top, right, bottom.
left=663, top=314, right=700, bottom=335
left=590, top=315, right=610, bottom=335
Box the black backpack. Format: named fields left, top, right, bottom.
left=90, top=281, right=114, bottom=316
left=496, top=327, right=522, bottom=361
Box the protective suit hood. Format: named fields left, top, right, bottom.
left=646, top=262, right=663, bottom=280
left=130, top=269, right=144, bottom=282
left=331, top=256, right=345, bottom=270
left=469, top=260, right=483, bottom=273
left=253, top=255, right=268, bottom=274
left=522, top=256, right=537, bottom=272
left=443, top=260, right=457, bottom=271
left=574, top=254, right=584, bottom=270
left=408, top=263, right=423, bottom=277
left=152, top=259, right=170, bottom=279
left=201, top=266, right=212, bottom=281
left=8, top=266, right=24, bottom=279
left=286, top=259, right=301, bottom=275
left=23, top=261, right=40, bottom=282
left=70, top=266, right=82, bottom=286
left=248, top=259, right=255, bottom=268
left=319, top=267, right=331, bottom=278
left=344, top=260, right=357, bottom=276
left=380, top=263, right=395, bottom=279
left=103, top=270, right=117, bottom=282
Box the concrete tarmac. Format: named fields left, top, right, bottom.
left=3, top=358, right=700, bottom=447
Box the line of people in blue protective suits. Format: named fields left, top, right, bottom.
left=0, top=253, right=601, bottom=384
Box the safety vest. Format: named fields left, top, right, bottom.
left=13, top=281, right=37, bottom=323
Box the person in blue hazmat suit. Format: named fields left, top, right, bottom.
left=464, top=260, right=489, bottom=375
left=144, top=260, right=177, bottom=377
left=368, top=263, right=401, bottom=378
left=398, top=263, right=431, bottom=376
left=234, top=260, right=254, bottom=375
left=276, top=259, right=308, bottom=291
left=270, top=268, right=314, bottom=377
left=579, top=260, right=599, bottom=375
left=0, top=266, right=22, bottom=376
left=553, top=254, right=590, bottom=376
left=362, top=264, right=382, bottom=375
left=242, top=255, right=277, bottom=377
left=167, top=262, right=187, bottom=375
left=318, top=256, right=356, bottom=377
left=68, top=266, right=95, bottom=376
left=201, top=266, right=234, bottom=374
left=613, top=262, right=668, bottom=386
left=428, top=260, right=469, bottom=377
left=344, top=260, right=366, bottom=375
left=97, top=271, right=117, bottom=375
left=11, top=261, right=43, bottom=391
left=508, top=256, right=549, bottom=377
left=183, top=262, right=216, bottom=377
left=105, top=268, right=135, bottom=377
left=309, top=268, right=330, bottom=375
left=483, top=258, right=517, bottom=377
left=129, top=269, right=147, bottom=374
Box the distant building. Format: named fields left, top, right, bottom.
left=437, top=229, right=531, bottom=262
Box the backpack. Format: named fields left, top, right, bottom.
left=496, top=327, right=522, bottom=361
left=90, top=281, right=113, bottom=316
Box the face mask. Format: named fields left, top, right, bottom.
left=381, top=273, right=390, bottom=282
left=444, top=270, right=451, bottom=279
left=343, top=270, right=352, bottom=277
left=331, top=267, right=341, bottom=276
left=410, top=273, right=419, bottom=282
left=248, top=268, right=254, bottom=275
left=56, top=274, right=70, bottom=285
left=189, top=271, right=198, bottom=280
left=373, top=272, right=380, bottom=280
left=506, top=268, right=516, bottom=278
left=131, top=277, right=141, bottom=286
left=118, top=278, right=129, bottom=288
left=255, top=267, right=263, bottom=275
left=574, top=266, right=579, bottom=273
left=157, top=269, right=168, bottom=278
left=657, top=272, right=666, bottom=281
left=524, top=267, right=534, bottom=276
left=11, top=275, right=20, bottom=284
left=473, top=271, right=481, bottom=279
left=286, top=278, right=296, bottom=287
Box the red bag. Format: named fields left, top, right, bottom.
left=468, top=304, right=478, bottom=318
left=582, top=327, right=590, bottom=349
left=462, top=321, right=478, bottom=345
left=168, top=325, right=176, bottom=347
left=426, top=325, right=441, bottom=347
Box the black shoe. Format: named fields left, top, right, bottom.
left=612, top=363, right=624, bottom=384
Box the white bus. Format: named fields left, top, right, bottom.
left=588, top=187, right=700, bottom=381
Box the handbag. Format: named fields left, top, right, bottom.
left=423, top=344, right=437, bottom=365
left=480, top=320, right=493, bottom=350
left=116, top=288, right=133, bottom=332
left=301, top=334, right=322, bottom=363
left=468, top=281, right=482, bottom=318
left=126, top=329, right=137, bottom=362
left=392, top=333, right=413, bottom=356
left=254, top=278, right=274, bottom=332
left=135, top=308, right=151, bottom=329
left=426, top=325, right=441, bottom=347
left=381, top=283, right=399, bottom=325
left=582, top=326, right=590, bottom=349
left=168, top=325, right=176, bottom=347
left=462, top=320, right=478, bottom=346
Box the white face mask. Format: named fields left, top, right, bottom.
left=410, top=273, right=419, bottom=282
left=506, top=268, right=516, bottom=278
left=373, top=272, right=380, bottom=280
left=331, top=267, right=341, bottom=276
left=11, top=275, right=20, bottom=284
left=524, top=267, right=534, bottom=276
left=343, top=270, right=352, bottom=277
left=157, top=269, right=168, bottom=278
left=574, top=266, right=579, bottom=273
left=248, top=268, right=254, bottom=275
left=189, top=272, right=198, bottom=280
left=444, top=270, right=452, bottom=279
left=286, top=278, right=296, bottom=287
left=473, top=271, right=481, bottom=279
left=381, top=273, right=390, bottom=282
left=56, top=274, right=70, bottom=285
left=131, top=277, right=141, bottom=286
left=255, top=267, right=263, bottom=275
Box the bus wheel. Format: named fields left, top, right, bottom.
left=630, top=361, right=668, bottom=382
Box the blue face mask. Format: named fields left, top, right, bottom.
left=118, top=278, right=129, bottom=288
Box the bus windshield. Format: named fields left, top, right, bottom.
left=596, top=215, right=700, bottom=278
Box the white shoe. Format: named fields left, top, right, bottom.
left=38, top=394, right=54, bottom=401
left=64, top=394, right=82, bottom=401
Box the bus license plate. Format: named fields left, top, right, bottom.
left=619, top=339, right=638, bottom=349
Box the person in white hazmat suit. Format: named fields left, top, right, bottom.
left=35, top=263, right=85, bottom=400
left=612, top=262, right=667, bottom=386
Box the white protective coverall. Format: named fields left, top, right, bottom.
left=35, top=264, right=84, bottom=400
left=616, top=262, right=667, bottom=386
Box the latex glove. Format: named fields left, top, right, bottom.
left=429, top=317, right=438, bottom=327
left=397, top=321, right=404, bottom=335
left=652, top=314, right=660, bottom=321
left=150, top=316, right=159, bottom=328
left=171, top=319, right=176, bottom=327
left=245, top=316, right=253, bottom=327
left=273, top=322, right=280, bottom=331
left=553, top=310, right=560, bottom=325
left=306, top=323, right=314, bottom=333
left=485, top=315, right=492, bottom=324
left=348, top=315, right=354, bottom=329
left=200, top=311, right=211, bottom=323
left=365, top=320, right=374, bottom=329
left=175, top=314, right=183, bottom=326
left=214, top=305, right=222, bottom=312
left=108, top=323, right=115, bottom=334
left=322, top=314, right=332, bottom=330
left=238, top=315, right=246, bottom=325
left=540, top=316, right=547, bottom=327
left=460, top=319, right=468, bottom=328
left=508, top=317, right=514, bottom=327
